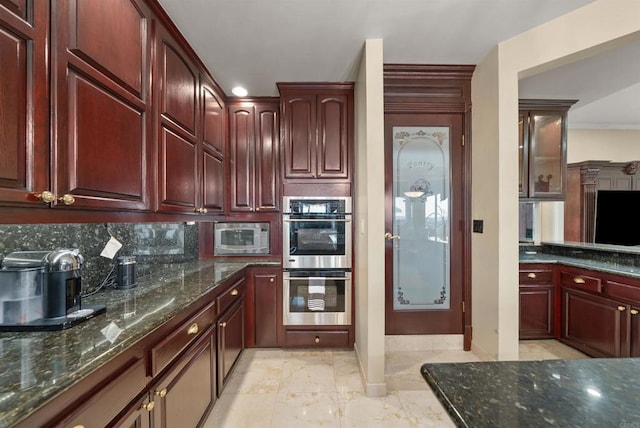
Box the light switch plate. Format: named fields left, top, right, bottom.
left=473, top=219, right=484, bottom=233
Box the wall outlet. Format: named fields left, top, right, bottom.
left=473, top=219, right=484, bottom=233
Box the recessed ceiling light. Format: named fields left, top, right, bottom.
left=232, top=86, right=248, bottom=97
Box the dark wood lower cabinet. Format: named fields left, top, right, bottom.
left=217, top=299, right=244, bottom=395
left=111, top=394, right=153, bottom=428
left=519, top=285, right=554, bottom=339
left=153, top=328, right=216, bottom=428
left=245, top=267, right=282, bottom=348
left=562, top=287, right=626, bottom=357
left=632, top=307, right=640, bottom=358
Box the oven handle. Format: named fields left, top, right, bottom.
left=283, top=275, right=352, bottom=280
left=283, top=218, right=351, bottom=222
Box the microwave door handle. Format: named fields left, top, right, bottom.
left=283, top=218, right=351, bottom=222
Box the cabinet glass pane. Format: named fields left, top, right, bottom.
left=518, top=114, right=526, bottom=194
left=531, top=114, right=563, bottom=194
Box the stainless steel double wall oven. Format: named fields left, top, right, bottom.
left=282, top=196, right=352, bottom=326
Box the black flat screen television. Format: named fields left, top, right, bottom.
left=594, top=190, right=640, bottom=246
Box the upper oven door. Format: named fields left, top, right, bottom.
left=283, top=214, right=351, bottom=269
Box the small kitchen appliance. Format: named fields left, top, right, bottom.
left=116, top=255, right=137, bottom=289
left=0, top=249, right=106, bottom=331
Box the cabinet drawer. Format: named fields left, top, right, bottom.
left=62, top=358, right=147, bottom=428
left=284, top=330, right=349, bottom=348
left=605, top=280, right=640, bottom=305
left=217, top=277, right=245, bottom=316
left=560, top=271, right=602, bottom=293
left=519, top=269, right=553, bottom=284
left=151, top=301, right=216, bottom=376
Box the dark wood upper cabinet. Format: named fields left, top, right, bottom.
left=519, top=99, right=576, bottom=200
left=200, top=74, right=225, bottom=214
left=155, top=22, right=200, bottom=214
left=51, top=0, right=153, bottom=211
left=278, top=83, right=353, bottom=182
left=228, top=99, right=280, bottom=212
left=0, top=1, right=49, bottom=207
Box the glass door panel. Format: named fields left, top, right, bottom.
left=530, top=113, right=563, bottom=196
left=392, top=126, right=450, bottom=311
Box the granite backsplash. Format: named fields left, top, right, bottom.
left=0, top=222, right=198, bottom=293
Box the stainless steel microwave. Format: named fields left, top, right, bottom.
left=214, top=222, right=270, bottom=255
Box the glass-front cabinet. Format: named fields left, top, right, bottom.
left=519, top=100, right=577, bottom=200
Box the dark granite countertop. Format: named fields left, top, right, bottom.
left=422, top=358, right=640, bottom=427
left=0, top=258, right=279, bottom=428
left=519, top=242, right=640, bottom=279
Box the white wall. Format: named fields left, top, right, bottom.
left=568, top=129, right=640, bottom=162
left=354, top=39, right=386, bottom=397
left=472, top=0, right=640, bottom=360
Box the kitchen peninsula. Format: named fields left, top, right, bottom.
left=421, top=358, right=640, bottom=427
left=0, top=259, right=278, bottom=428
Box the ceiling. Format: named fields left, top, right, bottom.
left=158, top=0, right=639, bottom=129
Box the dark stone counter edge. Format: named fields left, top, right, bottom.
left=421, top=365, right=468, bottom=428
left=519, top=257, right=640, bottom=279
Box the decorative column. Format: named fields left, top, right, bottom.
left=579, top=167, right=599, bottom=242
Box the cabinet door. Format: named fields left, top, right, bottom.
left=528, top=111, right=566, bottom=199
left=201, top=79, right=225, bottom=157
left=519, top=285, right=554, bottom=339
left=562, top=288, right=627, bottom=357
left=153, top=332, right=216, bottom=428
left=228, top=105, right=254, bottom=212
left=317, top=94, right=350, bottom=179
left=200, top=76, right=225, bottom=214
left=255, top=103, right=280, bottom=211
left=217, top=300, right=244, bottom=394
left=0, top=1, right=49, bottom=207
left=253, top=269, right=281, bottom=347
left=52, top=0, right=153, bottom=211
left=202, top=147, right=224, bottom=214
left=111, top=393, right=152, bottom=428
left=156, top=24, right=200, bottom=214
left=631, top=306, right=640, bottom=358
left=282, top=94, right=316, bottom=179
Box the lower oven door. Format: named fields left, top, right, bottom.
left=283, top=270, right=351, bottom=325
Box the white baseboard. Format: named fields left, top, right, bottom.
left=354, top=342, right=387, bottom=397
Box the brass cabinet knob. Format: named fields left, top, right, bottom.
left=58, top=194, right=75, bottom=205
left=34, top=190, right=55, bottom=203
left=156, top=388, right=168, bottom=398
left=187, top=323, right=199, bottom=335
left=618, top=306, right=626, bottom=312
left=270, top=277, right=275, bottom=283
left=573, top=277, right=586, bottom=284
left=194, top=208, right=201, bottom=213
left=141, top=400, right=155, bottom=412
left=201, top=207, right=208, bottom=214
left=527, top=273, right=536, bottom=279
left=631, top=309, right=639, bottom=315
left=256, top=207, right=260, bottom=211
left=384, top=232, right=400, bottom=240
left=230, top=289, right=239, bottom=296
left=220, top=322, right=227, bottom=328
left=71, top=425, right=85, bottom=428
left=314, top=336, right=320, bottom=344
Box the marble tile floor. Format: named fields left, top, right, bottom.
left=202, top=340, right=587, bottom=428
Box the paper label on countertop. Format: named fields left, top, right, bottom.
left=101, top=322, right=123, bottom=344
left=100, top=236, right=122, bottom=259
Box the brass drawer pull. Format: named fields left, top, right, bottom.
left=573, top=277, right=585, bottom=284
left=187, top=323, right=199, bottom=335
left=618, top=306, right=626, bottom=312
left=34, top=190, right=55, bottom=203
left=314, top=336, right=320, bottom=344
left=631, top=309, right=639, bottom=315
left=527, top=273, right=536, bottom=279
left=220, top=322, right=227, bottom=328
left=156, top=388, right=168, bottom=398
left=58, top=194, right=76, bottom=205
left=231, top=289, right=239, bottom=296
left=270, top=277, right=275, bottom=283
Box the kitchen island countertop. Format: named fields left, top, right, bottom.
left=0, top=258, right=279, bottom=428
left=421, top=358, right=640, bottom=427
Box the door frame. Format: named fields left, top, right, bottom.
left=383, top=64, right=474, bottom=350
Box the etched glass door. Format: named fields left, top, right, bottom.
left=385, top=114, right=463, bottom=335
left=392, top=127, right=450, bottom=311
